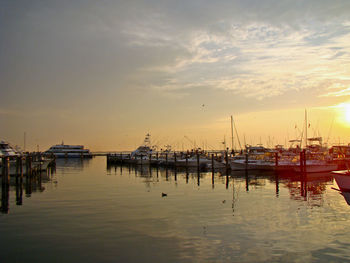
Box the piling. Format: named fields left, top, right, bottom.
left=245, top=153, right=248, bottom=170
left=225, top=151, right=229, bottom=171
left=275, top=152, right=279, bottom=167
left=2, top=157, right=9, bottom=184
left=1, top=157, right=10, bottom=213
left=211, top=154, right=215, bottom=174
left=197, top=152, right=200, bottom=170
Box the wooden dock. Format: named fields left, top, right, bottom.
left=106, top=150, right=230, bottom=170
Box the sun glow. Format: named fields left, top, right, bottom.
left=335, top=102, right=350, bottom=127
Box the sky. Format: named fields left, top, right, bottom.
left=1, top=0, right=350, bottom=151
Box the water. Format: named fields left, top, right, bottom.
left=1, top=157, right=350, bottom=262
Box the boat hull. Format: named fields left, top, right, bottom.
left=332, top=171, right=350, bottom=192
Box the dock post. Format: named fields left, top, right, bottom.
left=2, top=157, right=9, bottom=183
left=275, top=152, right=279, bottom=167
left=225, top=150, right=229, bottom=171
left=26, top=155, right=32, bottom=177
left=211, top=154, right=215, bottom=185
left=165, top=153, right=168, bottom=167
left=226, top=173, right=229, bottom=189
left=149, top=154, right=152, bottom=165
left=174, top=152, right=177, bottom=168
left=197, top=152, right=200, bottom=170
left=245, top=153, right=248, bottom=170
left=1, top=157, right=10, bottom=213
left=186, top=154, right=188, bottom=168
left=300, top=150, right=306, bottom=173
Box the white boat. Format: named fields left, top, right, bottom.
left=130, top=134, right=155, bottom=164
left=332, top=170, right=350, bottom=191
left=45, top=142, right=92, bottom=158
left=0, top=141, right=21, bottom=158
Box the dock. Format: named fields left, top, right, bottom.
left=106, top=150, right=231, bottom=170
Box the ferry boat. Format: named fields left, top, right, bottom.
left=45, top=142, right=92, bottom=158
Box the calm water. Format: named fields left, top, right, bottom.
left=1, top=157, right=350, bottom=262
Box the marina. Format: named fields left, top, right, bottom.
left=3, top=1, right=350, bottom=261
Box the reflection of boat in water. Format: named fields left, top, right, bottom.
left=339, top=191, right=350, bottom=205
left=55, top=157, right=91, bottom=172
left=332, top=170, right=350, bottom=191
left=45, top=142, right=92, bottom=158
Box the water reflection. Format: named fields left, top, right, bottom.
left=2, top=157, right=350, bottom=263
left=0, top=169, right=55, bottom=214
left=107, top=163, right=336, bottom=207
left=55, top=157, right=92, bottom=172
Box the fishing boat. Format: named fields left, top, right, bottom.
left=130, top=134, right=156, bottom=164
left=45, top=142, right=92, bottom=158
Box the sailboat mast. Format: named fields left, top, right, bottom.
left=24, top=132, right=26, bottom=152
left=305, top=109, right=307, bottom=149
left=231, top=115, right=234, bottom=152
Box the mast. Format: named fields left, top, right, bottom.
left=24, top=132, right=26, bottom=152
left=231, top=115, right=234, bottom=152
left=305, top=109, right=307, bottom=149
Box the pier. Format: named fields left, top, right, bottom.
left=106, top=150, right=229, bottom=171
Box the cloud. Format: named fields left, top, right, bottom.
left=2, top=0, right=350, bottom=107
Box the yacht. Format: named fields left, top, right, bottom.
left=130, top=134, right=155, bottom=164
left=45, top=142, right=92, bottom=158
left=0, top=141, right=21, bottom=158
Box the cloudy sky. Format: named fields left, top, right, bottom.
left=1, top=0, right=350, bottom=151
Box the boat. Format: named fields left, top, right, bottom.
left=292, top=160, right=338, bottom=173
left=332, top=170, right=350, bottom=191
left=230, top=145, right=282, bottom=171
left=0, top=141, right=21, bottom=158
left=45, top=142, right=92, bottom=158
left=130, top=134, right=156, bottom=164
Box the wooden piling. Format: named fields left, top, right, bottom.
left=245, top=153, right=248, bottom=170
left=275, top=152, right=278, bottom=167
left=197, top=152, right=200, bottom=170
left=225, top=151, right=229, bottom=171
left=211, top=154, right=214, bottom=174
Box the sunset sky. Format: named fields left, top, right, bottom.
left=1, top=0, right=350, bottom=151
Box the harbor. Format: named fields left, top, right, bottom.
left=3, top=0, right=350, bottom=261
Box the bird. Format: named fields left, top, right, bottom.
left=161, top=192, right=167, bottom=197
